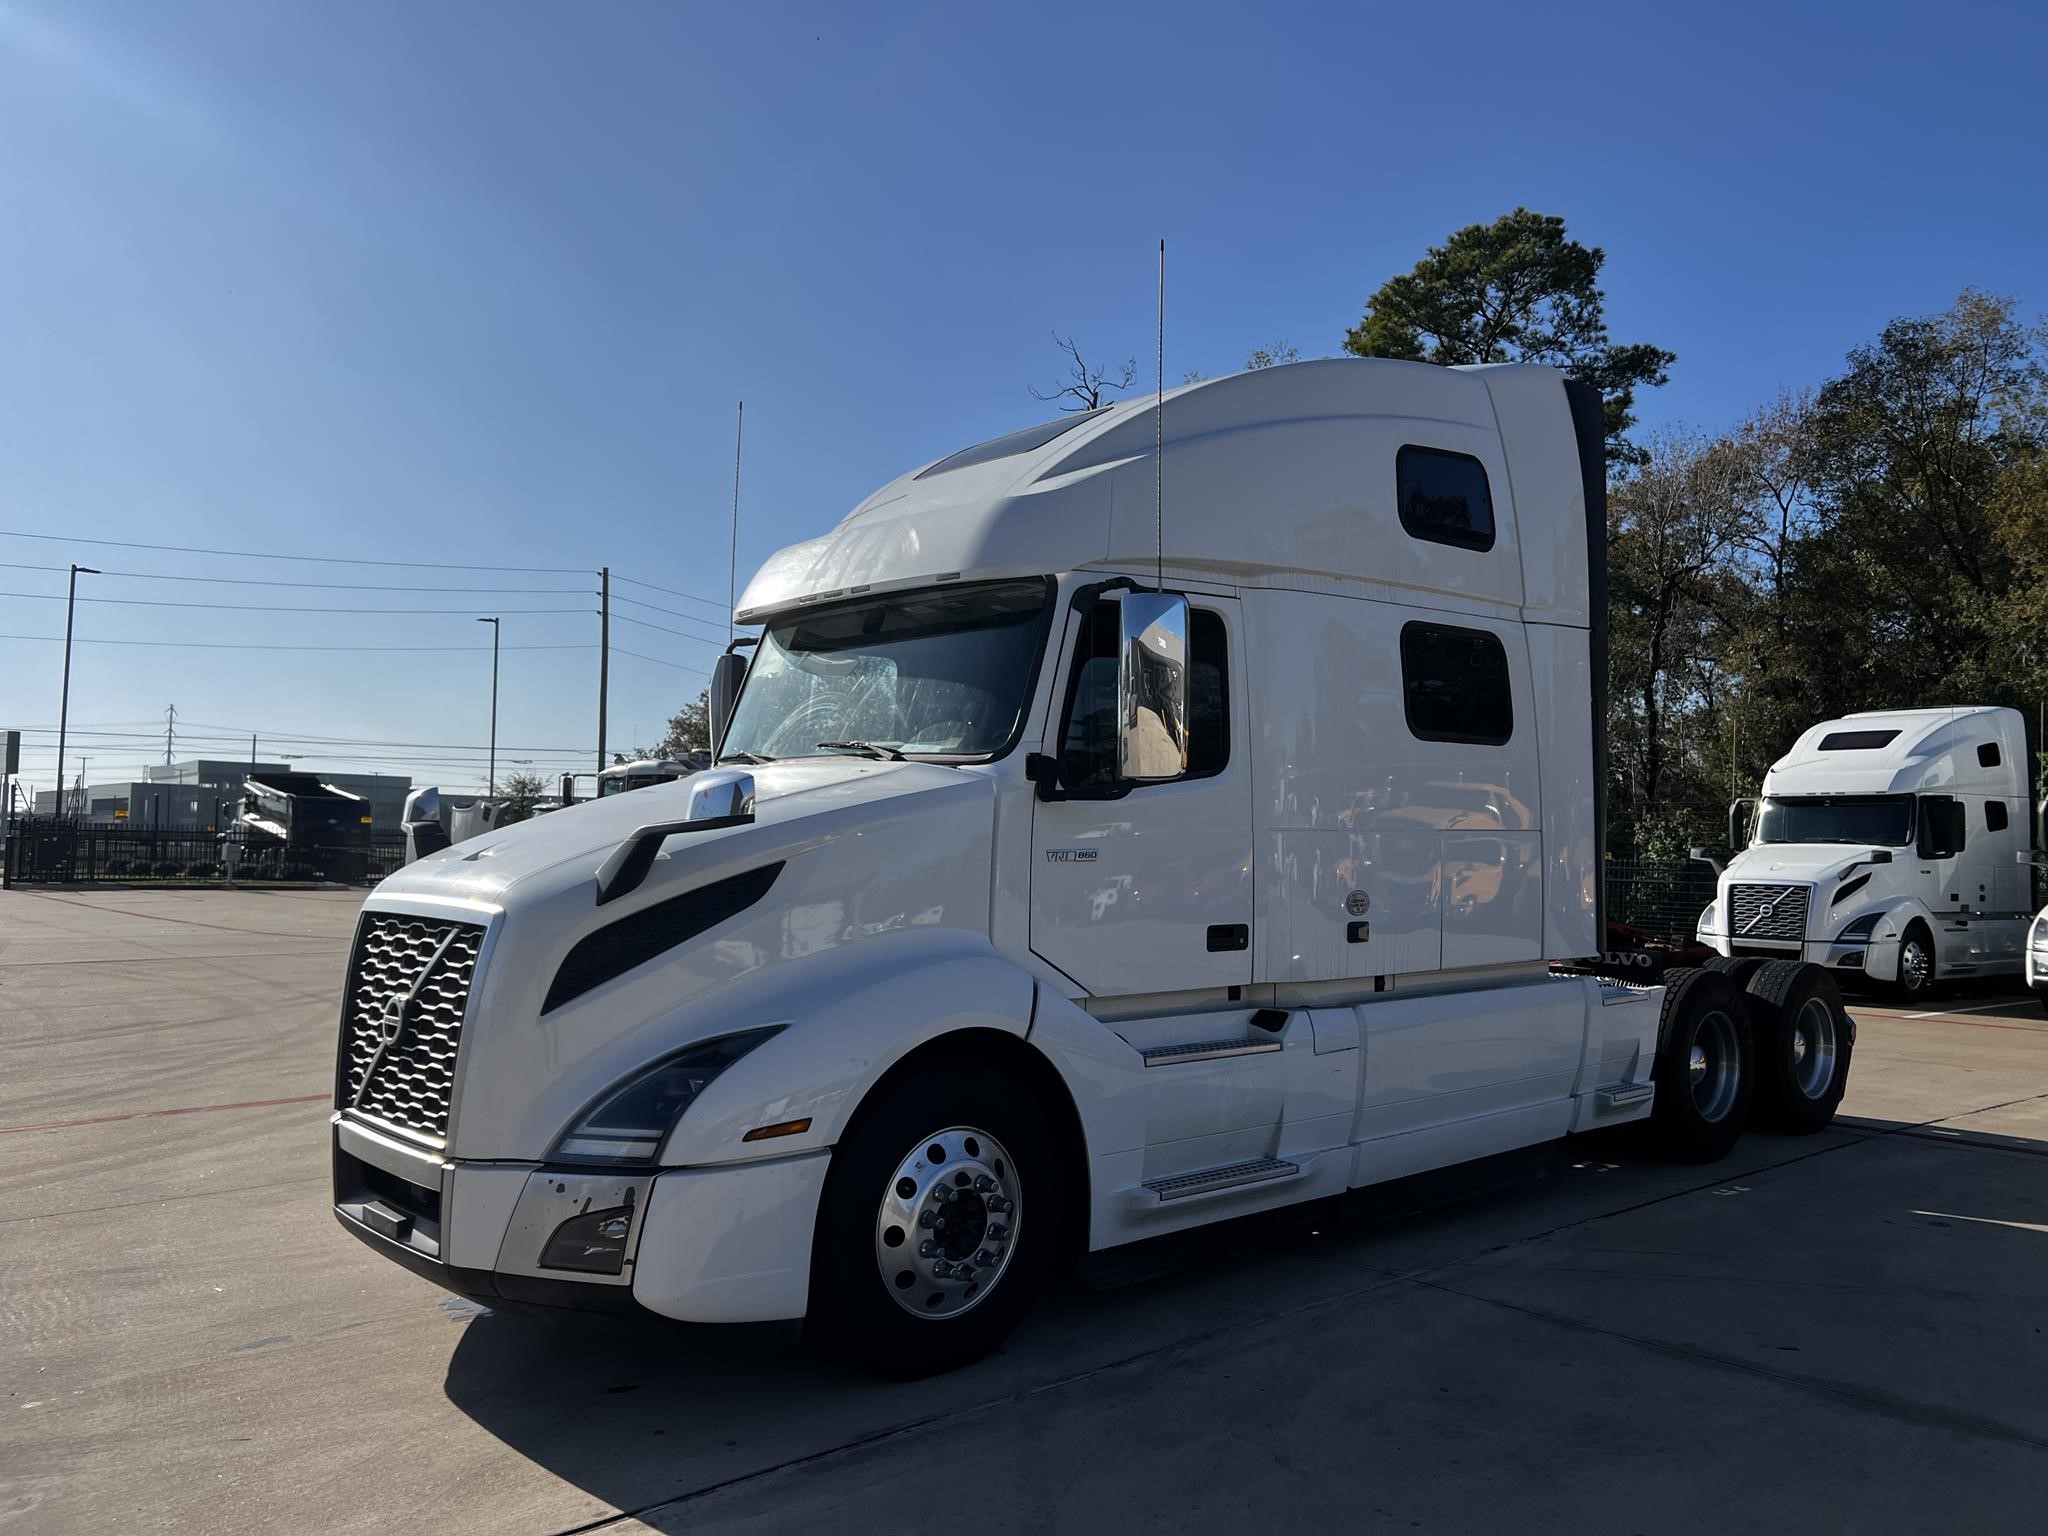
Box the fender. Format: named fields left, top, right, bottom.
left=1842, top=895, right=1936, bottom=983
left=658, top=928, right=1037, bottom=1166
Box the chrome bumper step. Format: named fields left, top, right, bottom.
left=1139, top=1038, right=1282, bottom=1067
left=1142, top=1157, right=1299, bottom=1202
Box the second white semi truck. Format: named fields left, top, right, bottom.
left=331, top=359, right=1858, bottom=1375
left=1698, top=707, right=2037, bottom=1001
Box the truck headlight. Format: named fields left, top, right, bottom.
left=550, top=1028, right=780, bottom=1166
left=1837, top=912, right=1883, bottom=941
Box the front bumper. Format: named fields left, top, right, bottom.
left=331, top=1113, right=828, bottom=1324
left=1702, top=934, right=1894, bottom=978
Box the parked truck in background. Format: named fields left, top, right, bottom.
left=1696, top=708, right=2037, bottom=1002
left=331, top=359, right=1857, bottom=1376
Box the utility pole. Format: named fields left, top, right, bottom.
left=729, top=401, right=744, bottom=646
left=477, top=617, right=500, bottom=795
left=54, top=563, right=99, bottom=819
left=597, top=567, right=611, bottom=773
left=164, top=703, right=177, bottom=766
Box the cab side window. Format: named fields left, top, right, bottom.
left=1986, top=800, right=2009, bottom=832
left=1061, top=602, right=1230, bottom=787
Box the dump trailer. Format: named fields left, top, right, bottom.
left=235, top=772, right=371, bottom=880
left=331, top=358, right=1857, bottom=1376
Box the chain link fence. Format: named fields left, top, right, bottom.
left=1604, top=858, right=1718, bottom=946
left=3, top=817, right=406, bottom=889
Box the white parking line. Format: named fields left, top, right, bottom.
left=1906, top=1000, right=2038, bottom=1020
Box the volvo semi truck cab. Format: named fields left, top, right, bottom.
left=1697, top=707, right=2035, bottom=1001
left=332, top=359, right=1855, bottom=1375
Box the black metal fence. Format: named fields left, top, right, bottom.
left=1604, top=858, right=1718, bottom=945
left=2, top=817, right=406, bottom=888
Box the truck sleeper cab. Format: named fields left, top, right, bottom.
left=1698, top=707, right=2037, bottom=1002
left=333, top=359, right=1854, bottom=1375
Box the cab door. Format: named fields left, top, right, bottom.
left=1029, top=595, right=1252, bottom=997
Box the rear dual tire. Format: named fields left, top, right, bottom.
left=1646, top=968, right=1754, bottom=1163
left=1744, top=960, right=1852, bottom=1133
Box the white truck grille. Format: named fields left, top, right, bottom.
left=1729, top=883, right=1809, bottom=943
left=339, top=913, right=487, bottom=1142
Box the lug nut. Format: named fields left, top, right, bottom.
left=955, top=1266, right=975, bottom=1283
left=988, top=1224, right=1009, bottom=1242
left=932, top=1186, right=953, bottom=1204
left=918, top=1209, right=936, bottom=1229
left=973, top=1250, right=996, bottom=1267
left=919, top=1239, right=938, bottom=1258
left=974, top=1175, right=996, bottom=1193
left=930, top=1260, right=954, bottom=1279
left=988, top=1197, right=1013, bottom=1214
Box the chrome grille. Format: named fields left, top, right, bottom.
left=339, top=913, right=487, bottom=1141
left=1729, top=883, right=1809, bottom=942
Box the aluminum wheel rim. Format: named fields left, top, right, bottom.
left=874, top=1126, right=1019, bottom=1321
left=1687, top=1008, right=1741, bottom=1123
left=1790, top=996, right=1838, bottom=1099
left=1901, top=938, right=1931, bottom=990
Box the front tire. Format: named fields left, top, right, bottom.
left=1893, top=923, right=1937, bottom=1003
left=1645, top=968, right=1754, bottom=1163
left=807, top=1057, right=1052, bottom=1378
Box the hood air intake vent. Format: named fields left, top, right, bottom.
left=544, top=862, right=785, bottom=1014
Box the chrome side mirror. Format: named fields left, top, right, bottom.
left=686, top=769, right=755, bottom=822
left=1117, top=592, right=1189, bottom=782
left=709, top=651, right=748, bottom=753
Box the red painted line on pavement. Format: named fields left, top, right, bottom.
left=0, top=1092, right=330, bottom=1136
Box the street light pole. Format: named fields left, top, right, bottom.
left=477, top=616, right=500, bottom=796
left=54, top=563, right=99, bottom=820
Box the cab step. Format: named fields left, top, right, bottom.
left=1142, top=1157, right=1299, bottom=1202
left=1596, top=1080, right=1655, bottom=1108
left=1138, top=1038, right=1282, bottom=1067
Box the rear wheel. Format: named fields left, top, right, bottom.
left=1703, top=954, right=1770, bottom=989
left=1744, top=961, right=1853, bottom=1133
left=1893, top=923, right=1937, bottom=1003
left=1644, top=968, right=1754, bottom=1163
left=807, top=1057, right=1052, bottom=1378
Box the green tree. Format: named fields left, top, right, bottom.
left=653, top=689, right=712, bottom=758
left=1344, top=208, right=1674, bottom=463
left=495, top=770, right=548, bottom=825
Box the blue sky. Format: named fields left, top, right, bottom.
left=3, top=0, right=2044, bottom=797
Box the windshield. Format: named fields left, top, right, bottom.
left=1755, top=793, right=1915, bottom=846
left=720, top=578, right=1052, bottom=761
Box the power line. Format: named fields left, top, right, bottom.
left=0, top=528, right=588, bottom=575
left=612, top=647, right=706, bottom=675
left=0, top=632, right=592, bottom=654
left=610, top=611, right=726, bottom=644
left=0, top=561, right=588, bottom=594
left=610, top=591, right=747, bottom=626
left=0, top=590, right=588, bottom=617
left=610, top=573, right=730, bottom=612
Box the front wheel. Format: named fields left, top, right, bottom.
left=1892, top=923, right=1937, bottom=1004
left=807, top=1058, right=1052, bottom=1378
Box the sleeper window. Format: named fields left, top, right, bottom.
left=1062, top=602, right=1229, bottom=787
left=1986, top=800, right=2009, bottom=832
left=1397, top=445, right=1496, bottom=552
left=1400, top=622, right=1513, bottom=745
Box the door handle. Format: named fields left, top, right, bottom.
left=1206, top=924, right=1249, bottom=952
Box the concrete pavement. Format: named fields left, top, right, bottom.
left=4, top=886, right=2046, bottom=1533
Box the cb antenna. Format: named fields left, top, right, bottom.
left=1154, top=238, right=1165, bottom=591
left=728, top=400, right=744, bottom=645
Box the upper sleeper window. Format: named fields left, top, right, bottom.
left=1977, top=742, right=2002, bottom=768
left=1818, top=730, right=1900, bottom=751
left=1397, top=445, right=1496, bottom=552
left=1400, top=622, right=1513, bottom=746
left=914, top=409, right=1106, bottom=480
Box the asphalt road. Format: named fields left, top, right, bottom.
left=4, top=886, right=2047, bottom=1534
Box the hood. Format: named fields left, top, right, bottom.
left=359, top=757, right=1003, bottom=1162
left=372, top=758, right=976, bottom=911
left=1725, top=844, right=1890, bottom=884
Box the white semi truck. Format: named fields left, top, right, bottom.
left=1697, top=707, right=2037, bottom=1001
left=331, top=359, right=1856, bottom=1375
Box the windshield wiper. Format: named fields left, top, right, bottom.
left=816, top=740, right=907, bottom=760
left=719, top=751, right=775, bottom=764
